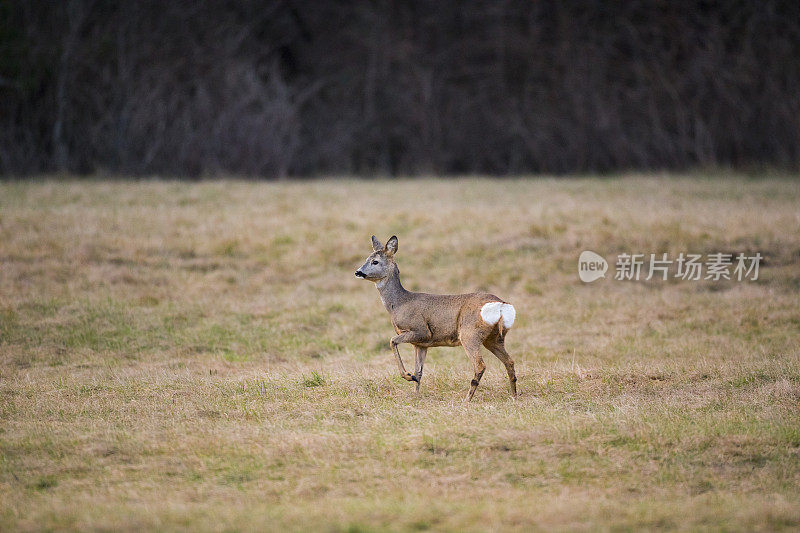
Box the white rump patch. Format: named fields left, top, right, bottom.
left=501, top=303, right=516, bottom=328
left=480, top=302, right=504, bottom=325
left=480, top=302, right=516, bottom=329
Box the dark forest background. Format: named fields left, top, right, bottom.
left=1, top=1, right=799, bottom=177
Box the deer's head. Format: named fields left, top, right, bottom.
left=355, top=235, right=398, bottom=282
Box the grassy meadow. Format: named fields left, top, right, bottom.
left=1, top=176, right=799, bottom=531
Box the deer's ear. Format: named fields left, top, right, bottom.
left=371, top=235, right=383, bottom=252
left=385, top=235, right=398, bottom=255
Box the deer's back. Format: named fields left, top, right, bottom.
left=391, top=291, right=502, bottom=347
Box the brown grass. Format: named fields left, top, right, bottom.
left=1, top=176, right=799, bottom=531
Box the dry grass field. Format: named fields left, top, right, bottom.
left=1, top=177, right=799, bottom=531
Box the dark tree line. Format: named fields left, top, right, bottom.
left=2, top=0, right=799, bottom=177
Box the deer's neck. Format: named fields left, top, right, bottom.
left=376, top=265, right=408, bottom=313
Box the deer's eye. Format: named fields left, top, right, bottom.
left=372, top=260, right=379, bottom=265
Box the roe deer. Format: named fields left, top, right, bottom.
left=355, top=235, right=517, bottom=400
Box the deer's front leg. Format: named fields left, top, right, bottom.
left=390, top=330, right=430, bottom=382
left=414, top=346, right=428, bottom=393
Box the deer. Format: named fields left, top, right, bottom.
left=355, top=235, right=518, bottom=401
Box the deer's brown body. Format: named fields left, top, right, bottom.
left=356, top=236, right=517, bottom=400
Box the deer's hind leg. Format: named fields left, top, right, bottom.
left=462, top=334, right=486, bottom=402
left=484, top=334, right=517, bottom=397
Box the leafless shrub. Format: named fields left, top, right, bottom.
left=1, top=0, right=799, bottom=176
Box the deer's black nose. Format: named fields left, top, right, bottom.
left=355, top=270, right=366, bottom=278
